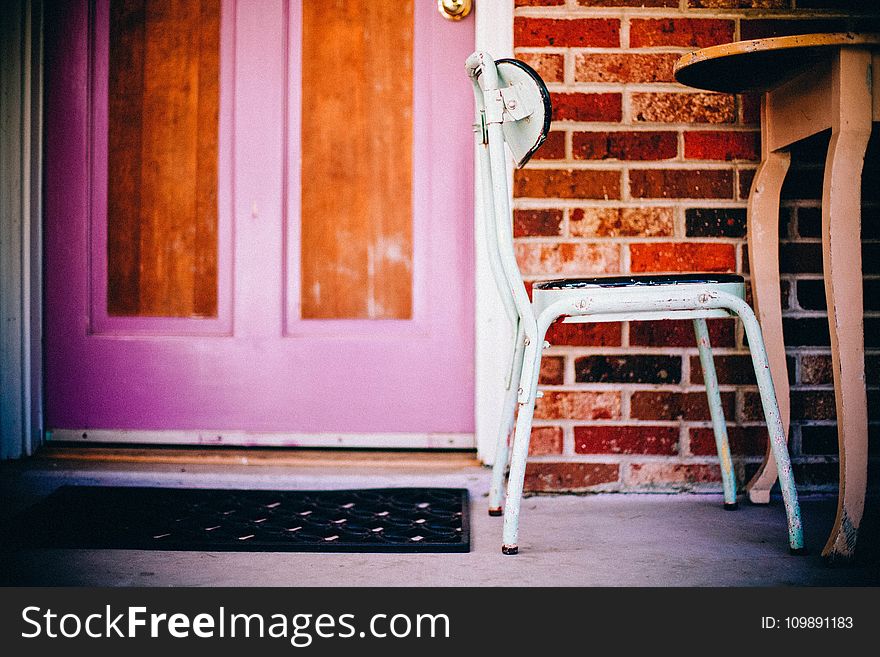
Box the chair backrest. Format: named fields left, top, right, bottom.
left=466, top=52, right=552, bottom=329
left=492, top=59, right=553, bottom=167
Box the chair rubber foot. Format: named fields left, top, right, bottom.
left=488, top=507, right=503, bottom=517
left=790, top=547, right=808, bottom=556
left=723, top=502, right=739, bottom=511
left=502, top=544, right=518, bottom=555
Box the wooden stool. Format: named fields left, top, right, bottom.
left=676, top=33, right=880, bottom=563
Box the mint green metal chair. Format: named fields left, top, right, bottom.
left=466, top=51, right=804, bottom=556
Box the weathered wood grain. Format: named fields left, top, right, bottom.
left=300, top=0, right=414, bottom=319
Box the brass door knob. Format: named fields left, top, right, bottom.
left=437, top=0, right=472, bottom=21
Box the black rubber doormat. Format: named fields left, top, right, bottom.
left=7, top=486, right=470, bottom=553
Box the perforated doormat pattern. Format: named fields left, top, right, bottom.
left=8, top=486, right=470, bottom=553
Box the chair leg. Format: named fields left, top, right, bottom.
left=489, top=322, right=526, bottom=516
left=693, top=319, right=738, bottom=509
left=737, top=305, right=805, bottom=554
left=501, top=328, right=545, bottom=554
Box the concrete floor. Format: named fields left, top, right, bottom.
left=1, top=455, right=878, bottom=586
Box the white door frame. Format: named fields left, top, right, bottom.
left=0, top=0, right=43, bottom=459
left=474, top=0, right=514, bottom=463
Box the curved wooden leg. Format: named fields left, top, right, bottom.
left=745, top=149, right=792, bottom=504
left=820, top=49, right=872, bottom=563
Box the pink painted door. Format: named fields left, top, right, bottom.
left=43, top=0, right=474, bottom=443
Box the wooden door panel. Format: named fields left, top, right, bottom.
left=300, top=0, right=413, bottom=320
left=107, top=0, right=220, bottom=317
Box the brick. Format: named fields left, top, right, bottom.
left=630, top=170, right=734, bottom=199
left=687, top=0, right=788, bottom=7
left=545, top=321, right=622, bottom=346
left=630, top=242, right=736, bottom=272
left=570, top=207, right=673, bottom=238
left=630, top=19, right=734, bottom=49
left=865, top=167, right=880, bottom=203
left=738, top=169, right=755, bottom=200
left=516, top=0, right=565, bottom=6
left=863, top=207, right=880, bottom=239
left=684, top=131, right=759, bottom=161
left=869, top=355, right=880, bottom=386
left=574, top=53, right=679, bottom=84
left=631, top=390, right=735, bottom=421
left=514, top=168, right=621, bottom=199
left=514, top=18, right=619, bottom=48
left=741, top=93, right=761, bottom=124
left=799, top=354, right=833, bottom=385
left=685, top=208, right=747, bottom=238
left=780, top=243, right=822, bottom=274
left=794, top=390, right=838, bottom=421
left=575, top=425, right=678, bottom=455
left=795, top=279, right=825, bottom=311
left=514, top=242, right=620, bottom=275
left=798, top=279, right=880, bottom=311
left=630, top=318, right=736, bottom=348
left=575, top=355, right=681, bottom=384
left=535, top=391, right=621, bottom=420
left=783, top=318, right=830, bottom=347
left=539, top=356, right=565, bottom=385
left=626, top=462, right=722, bottom=487
left=573, top=131, right=677, bottom=161
left=513, top=209, right=563, bottom=238
left=691, top=354, right=756, bottom=385
left=777, top=207, right=795, bottom=240
left=690, top=427, right=767, bottom=456
left=800, top=425, right=838, bottom=456
left=793, top=462, right=839, bottom=487
left=551, top=92, right=622, bottom=122
left=632, top=93, right=735, bottom=124
left=515, top=242, right=620, bottom=276
left=864, top=245, right=880, bottom=274
left=533, top=131, right=565, bottom=160
left=796, top=207, right=821, bottom=238
left=778, top=279, right=791, bottom=311
left=524, top=462, right=619, bottom=492
left=578, top=0, right=677, bottom=6
left=515, top=51, right=565, bottom=85
left=528, top=426, right=564, bottom=457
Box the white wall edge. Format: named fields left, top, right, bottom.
left=473, top=0, right=514, bottom=464
left=0, top=0, right=43, bottom=460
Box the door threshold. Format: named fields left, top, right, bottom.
left=35, top=445, right=481, bottom=469
left=47, top=429, right=473, bottom=450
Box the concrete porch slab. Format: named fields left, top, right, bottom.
left=0, top=455, right=877, bottom=586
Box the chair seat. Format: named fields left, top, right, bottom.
left=533, top=273, right=744, bottom=290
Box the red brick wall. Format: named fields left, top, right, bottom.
left=512, top=0, right=880, bottom=493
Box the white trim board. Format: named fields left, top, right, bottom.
left=0, top=0, right=43, bottom=459
left=474, top=0, right=514, bottom=464
left=49, top=429, right=475, bottom=450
